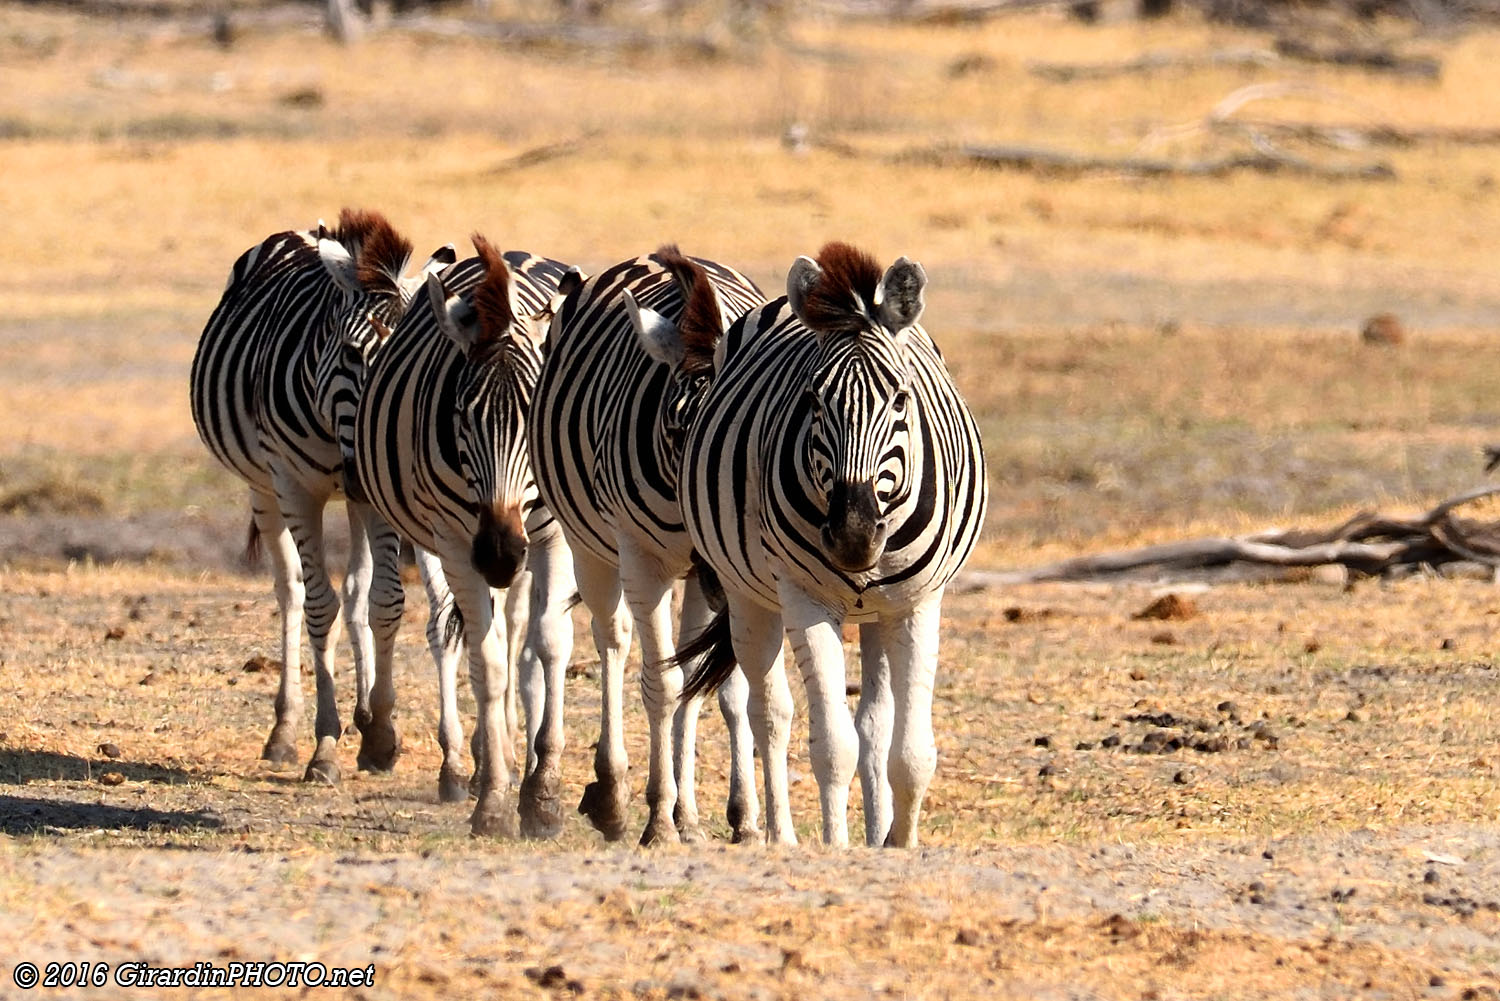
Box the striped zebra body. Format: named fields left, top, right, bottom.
left=353, top=236, right=578, bottom=837
left=529, top=249, right=765, bottom=844
left=680, top=243, right=988, bottom=847
left=189, top=210, right=446, bottom=785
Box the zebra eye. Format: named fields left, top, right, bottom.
left=892, top=390, right=909, bottom=414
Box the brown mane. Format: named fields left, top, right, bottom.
left=799, top=241, right=883, bottom=335
left=652, top=244, right=721, bottom=376
left=353, top=218, right=414, bottom=298
left=330, top=207, right=389, bottom=262
left=468, top=233, right=515, bottom=349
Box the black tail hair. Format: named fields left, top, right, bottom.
left=441, top=596, right=465, bottom=651
left=676, top=607, right=736, bottom=701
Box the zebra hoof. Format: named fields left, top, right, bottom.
left=578, top=779, right=630, bottom=842
left=518, top=766, right=563, bottom=840
left=676, top=822, right=708, bottom=845
left=730, top=823, right=763, bottom=845
left=355, top=720, right=401, bottom=773
left=469, top=791, right=518, bottom=839
left=260, top=728, right=299, bottom=768
left=639, top=813, right=681, bottom=847
left=438, top=765, right=471, bottom=804
left=303, top=755, right=341, bottom=786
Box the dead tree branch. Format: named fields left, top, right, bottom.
left=957, top=486, right=1500, bottom=589
left=1030, top=47, right=1278, bottom=82
left=921, top=142, right=1395, bottom=180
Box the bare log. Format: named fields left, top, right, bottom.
left=929, top=142, right=1395, bottom=180
left=1272, top=38, right=1442, bottom=80
left=1030, top=47, right=1278, bottom=82
left=391, top=13, right=726, bottom=57
left=956, top=486, right=1500, bottom=589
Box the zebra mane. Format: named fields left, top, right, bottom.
left=352, top=217, right=414, bottom=299
left=467, top=233, right=515, bottom=354
left=330, top=208, right=391, bottom=262
left=798, top=242, right=884, bottom=336
left=652, top=244, right=720, bottom=376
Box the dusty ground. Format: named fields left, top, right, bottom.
left=4, top=1, right=1500, bottom=997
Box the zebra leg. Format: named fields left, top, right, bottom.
left=670, top=575, right=707, bottom=843
left=856, top=621, right=894, bottom=847
left=727, top=592, right=795, bottom=846
left=502, top=573, right=531, bottom=780
left=517, top=526, right=574, bottom=840
left=619, top=536, right=681, bottom=847
left=674, top=574, right=759, bottom=843
left=250, top=489, right=305, bottom=768
left=884, top=593, right=944, bottom=849
left=573, top=548, right=633, bottom=842
left=348, top=502, right=401, bottom=773
left=273, top=474, right=343, bottom=785
left=778, top=577, right=857, bottom=847
left=451, top=572, right=518, bottom=839
left=418, top=550, right=469, bottom=803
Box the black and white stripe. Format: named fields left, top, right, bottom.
left=679, top=242, right=988, bottom=848
left=351, top=235, right=578, bottom=837
left=529, top=248, right=765, bottom=844
left=189, top=209, right=446, bottom=785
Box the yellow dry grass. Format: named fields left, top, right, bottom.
left=4, top=5, right=1500, bottom=996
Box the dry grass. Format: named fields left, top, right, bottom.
left=4, top=5, right=1500, bottom=996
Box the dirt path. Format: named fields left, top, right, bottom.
left=2, top=823, right=1496, bottom=1000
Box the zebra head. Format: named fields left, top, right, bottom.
left=786, top=242, right=927, bottom=574
left=312, top=210, right=455, bottom=497
left=624, top=246, right=725, bottom=495
left=427, top=234, right=558, bottom=590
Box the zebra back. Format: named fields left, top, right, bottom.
left=190, top=210, right=421, bottom=495
left=530, top=250, right=765, bottom=566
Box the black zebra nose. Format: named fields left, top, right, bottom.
left=471, top=504, right=528, bottom=588
left=821, top=480, right=887, bottom=573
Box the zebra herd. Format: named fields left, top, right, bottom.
left=189, top=209, right=988, bottom=848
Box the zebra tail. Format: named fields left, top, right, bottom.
left=676, top=607, right=736, bottom=702
left=244, top=517, right=262, bottom=568
left=441, top=596, right=465, bottom=651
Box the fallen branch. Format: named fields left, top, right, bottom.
left=957, top=486, right=1500, bottom=588
left=1030, top=47, right=1278, bottom=82
left=391, top=13, right=726, bottom=58
left=1272, top=37, right=1442, bottom=80
left=927, top=142, right=1395, bottom=180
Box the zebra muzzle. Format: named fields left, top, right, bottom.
left=471, top=504, right=528, bottom=589
left=821, top=480, right=888, bottom=573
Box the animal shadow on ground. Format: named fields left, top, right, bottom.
left=0, top=748, right=202, bottom=787
left=0, top=793, right=222, bottom=835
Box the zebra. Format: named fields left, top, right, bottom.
left=678, top=242, right=989, bottom=848
left=189, top=209, right=453, bottom=785
left=529, top=247, right=765, bottom=845
left=351, top=233, right=578, bottom=837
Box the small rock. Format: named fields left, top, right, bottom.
left=1172, top=769, right=1191, bottom=784
left=1075, top=741, right=1095, bottom=751
left=1100, top=734, right=1122, bottom=749
left=99, top=771, right=126, bottom=786
left=1423, top=869, right=1440, bottom=885
left=954, top=928, right=981, bottom=946
left=1216, top=701, right=1238, bottom=715
left=241, top=655, right=278, bottom=674
left=1033, top=735, right=1052, bottom=748
left=1129, top=669, right=1148, bottom=681
left=1149, top=631, right=1177, bottom=645
left=1345, top=710, right=1363, bottom=723
left=97, top=742, right=122, bottom=759
left=1038, top=763, right=1056, bottom=777
left=1440, top=638, right=1455, bottom=651
left=104, top=626, right=126, bottom=641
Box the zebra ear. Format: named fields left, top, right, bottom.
left=318, top=238, right=362, bottom=294
left=558, top=266, right=585, bottom=301
left=874, top=256, right=927, bottom=333
left=624, top=290, right=685, bottom=368
left=420, top=244, right=458, bottom=277
left=426, top=272, right=481, bottom=351
left=785, top=255, right=823, bottom=328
